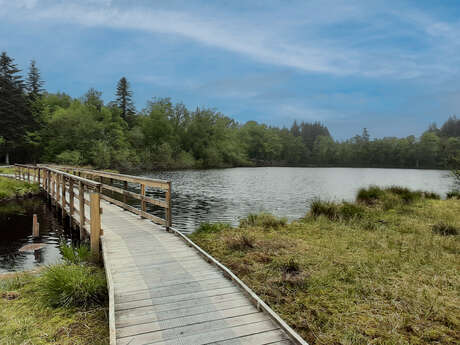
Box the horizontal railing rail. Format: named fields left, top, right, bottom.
left=14, top=164, right=102, bottom=261
left=43, top=165, right=172, bottom=229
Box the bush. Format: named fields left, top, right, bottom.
left=432, top=222, right=458, bottom=236
left=60, top=242, right=91, bottom=264
left=239, top=213, right=287, bottom=229
left=195, top=222, right=231, bottom=234
left=39, top=264, right=107, bottom=308
left=56, top=150, right=83, bottom=166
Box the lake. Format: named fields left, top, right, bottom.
left=144, top=167, right=454, bottom=233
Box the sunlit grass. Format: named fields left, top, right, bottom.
left=190, top=192, right=460, bottom=345
left=0, top=177, right=40, bottom=200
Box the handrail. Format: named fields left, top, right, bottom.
left=14, top=164, right=102, bottom=262
left=43, top=165, right=172, bottom=229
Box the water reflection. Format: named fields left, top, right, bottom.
left=142, top=167, right=453, bottom=233
left=0, top=196, right=76, bottom=273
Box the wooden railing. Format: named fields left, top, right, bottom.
left=15, top=164, right=103, bottom=261
left=43, top=165, right=172, bottom=230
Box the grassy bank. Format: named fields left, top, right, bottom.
left=190, top=187, right=460, bottom=345
left=0, top=176, right=39, bottom=200
left=0, top=245, right=108, bottom=345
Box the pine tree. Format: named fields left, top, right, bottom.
left=25, top=59, right=44, bottom=100
left=115, top=77, right=136, bottom=126
left=0, top=51, right=33, bottom=164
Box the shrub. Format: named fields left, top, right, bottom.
left=432, top=223, right=458, bottom=236
left=239, top=213, right=287, bottom=229
left=38, top=264, right=107, bottom=308
left=225, top=232, right=255, bottom=250
left=56, top=150, right=83, bottom=166
left=60, top=242, right=91, bottom=264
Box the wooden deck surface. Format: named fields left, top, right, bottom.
left=99, top=200, right=295, bottom=345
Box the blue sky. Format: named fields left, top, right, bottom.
left=1, top=0, right=460, bottom=139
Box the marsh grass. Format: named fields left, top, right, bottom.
left=0, top=271, right=108, bottom=345
left=190, top=197, right=460, bottom=345
left=195, top=222, right=231, bottom=234
left=0, top=167, right=14, bottom=174
left=60, top=242, right=91, bottom=264
left=432, top=222, right=458, bottom=236
left=39, top=264, right=107, bottom=309
left=239, top=212, right=287, bottom=229
left=447, top=190, right=460, bottom=199
left=0, top=177, right=40, bottom=199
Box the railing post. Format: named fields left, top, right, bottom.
left=61, top=175, right=66, bottom=221
left=27, top=168, right=30, bottom=183
left=90, top=192, right=101, bottom=262
left=69, top=179, right=74, bottom=228
left=141, top=184, right=146, bottom=217
left=166, top=181, right=172, bottom=230
left=123, top=181, right=128, bottom=203
left=79, top=182, right=86, bottom=240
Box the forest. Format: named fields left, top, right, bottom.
left=1, top=51, right=460, bottom=171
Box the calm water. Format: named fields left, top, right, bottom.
left=143, top=167, right=454, bottom=233
left=0, top=196, right=75, bottom=273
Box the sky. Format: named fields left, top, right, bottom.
left=1, top=0, right=460, bottom=139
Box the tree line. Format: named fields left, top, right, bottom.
left=1, top=51, right=459, bottom=171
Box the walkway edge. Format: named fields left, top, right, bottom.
left=101, top=236, right=116, bottom=345
left=169, top=226, right=309, bottom=345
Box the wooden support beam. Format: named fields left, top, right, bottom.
left=90, top=192, right=101, bottom=263
left=69, top=179, right=74, bottom=228
left=166, top=181, right=172, bottom=230
left=79, top=182, right=85, bottom=240
left=32, top=214, right=39, bottom=238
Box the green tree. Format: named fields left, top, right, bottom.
left=0, top=52, right=33, bottom=164
left=25, top=60, right=44, bottom=100
left=115, top=77, right=136, bottom=127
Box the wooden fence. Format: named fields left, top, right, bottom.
left=15, top=164, right=103, bottom=261
left=43, top=165, right=172, bottom=229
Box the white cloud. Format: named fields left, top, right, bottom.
left=1, top=0, right=460, bottom=81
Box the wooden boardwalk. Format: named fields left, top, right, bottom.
left=13, top=165, right=307, bottom=345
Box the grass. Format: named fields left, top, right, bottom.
left=0, top=176, right=40, bottom=200
left=0, top=270, right=108, bottom=345
left=190, top=188, right=460, bottom=345
left=239, top=212, right=287, bottom=229
left=60, top=242, right=92, bottom=264
left=0, top=166, right=14, bottom=174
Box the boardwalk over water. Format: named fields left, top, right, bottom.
left=13, top=165, right=307, bottom=345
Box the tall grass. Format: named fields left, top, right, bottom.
left=59, top=242, right=91, bottom=264
left=38, top=264, right=107, bottom=309
left=239, top=213, right=287, bottom=229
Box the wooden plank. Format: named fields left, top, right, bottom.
left=119, top=320, right=279, bottom=345
left=116, top=312, right=270, bottom=344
